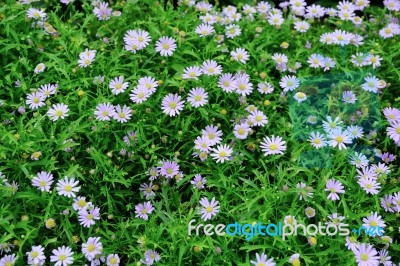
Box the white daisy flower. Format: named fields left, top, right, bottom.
left=195, top=23, right=215, bottom=37
left=26, top=92, right=46, bottom=110
left=155, top=36, right=177, bottom=56
left=32, top=171, right=54, bottom=192
left=113, top=104, right=132, bottom=123
left=279, top=75, right=300, bottom=92
left=187, top=87, right=208, bottom=108
left=50, top=246, right=74, bottom=266
left=47, top=103, right=69, bottom=121
left=230, top=48, right=249, bottom=64
left=109, top=76, right=129, bottom=95
left=161, top=93, right=185, bottom=116
left=56, top=177, right=80, bottom=198
left=94, top=103, right=116, bottom=121
left=211, top=144, right=233, bottom=163
left=82, top=237, right=103, bottom=261
left=34, top=63, right=46, bottom=74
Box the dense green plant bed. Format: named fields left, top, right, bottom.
left=0, top=0, right=400, bottom=265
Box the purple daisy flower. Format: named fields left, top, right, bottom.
left=159, top=160, right=180, bottom=179
left=135, top=201, right=155, bottom=220
left=190, top=174, right=207, bottom=189
left=199, top=197, right=220, bottom=221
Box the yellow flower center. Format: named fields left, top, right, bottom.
left=163, top=44, right=170, bottom=50
left=102, top=111, right=109, bottom=116
left=33, top=97, right=40, bottom=103
left=115, top=84, right=122, bottom=90
left=219, top=151, right=226, bottom=157
left=58, top=254, right=66, bottom=261
left=205, top=206, right=213, bottom=213
left=64, top=185, right=72, bottom=192
left=370, top=221, right=378, bottom=227
left=55, top=110, right=63, bottom=117
left=396, top=127, right=400, bottom=134
left=169, top=102, right=177, bottom=109
left=366, top=183, right=372, bottom=189
left=110, top=258, right=117, bottom=264
left=118, top=113, right=125, bottom=118
left=314, top=139, right=321, bottom=144
left=87, top=214, right=94, bottom=220
left=194, top=95, right=202, bottom=101
left=269, top=144, right=278, bottom=150
left=238, top=128, right=245, bottom=135
left=360, top=254, right=369, bottom=261
left=78, top=200, right=86, bottom=207
left=335, top=136, right=343, bottom=143
left=292, top=258, right=301, bottom=266
left=87, top=244, right=95, bottom=252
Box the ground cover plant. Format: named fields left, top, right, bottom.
left=0, top=0, right=400, bottom=265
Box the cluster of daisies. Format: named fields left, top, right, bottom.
left=191, top=114, right=285, bottom=164
left=0, top=170, right=124, bottom=266
left=93, top=75, right=160, bottom=122
left=0, top=240, right=121, bottom=266
left=24, top=82, right=71, bottom=122
left=122, top=28, right=177, bottom=56
left=136, top=160, right=222, bottom=223
left=6, top=0, right=399, bottom=265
